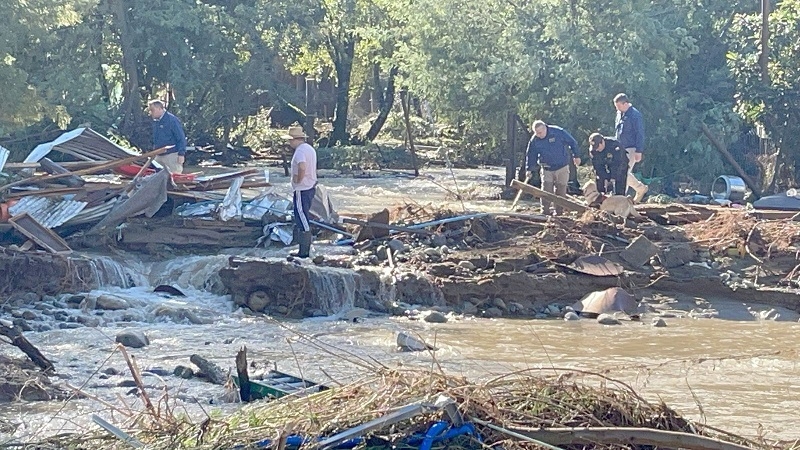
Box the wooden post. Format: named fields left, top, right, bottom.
left=760, top=0, right=770, bottom=84
left=235, top=346, right=251, bottom=402
left=701, top=123, right=763, bottom=199
left=506, top=111, right=517, bottom=187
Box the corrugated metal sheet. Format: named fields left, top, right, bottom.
left=65, top=198, right=117, bottom=225
left=8, top=196, right=88, bottom=229
left=0, top=146, right=9, bottom=172
left=24, top=128, right=138, bottom=163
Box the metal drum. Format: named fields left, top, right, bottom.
left=711, top=175, right=747, bottom=202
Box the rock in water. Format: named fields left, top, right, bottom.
left=652, top=318, right=668, bottom=328
left=173, top=365, right=195, bottom=379
left=458, top=261, right=476, bottom=271
left=564, top=311, right=580, bottom=321
left=424, top=311, right=449, bottom=323
left=153, top=285, right=186, bottom=297
left=596, top=314, right=622, bottom=325
left=247, top=291, right=270, bottom=312
left=397, top=332, right=435, bottom=352
left=115, top=330, right=150, bottom=348
left=95, top=294, right=131, bottom=311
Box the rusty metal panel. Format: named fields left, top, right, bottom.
left=568, top=255, right=624, bottom=277
left=8, top=196, right=88, bottom=229
left=8, top=213, right=72, bottom=254
left=24, top=128, right=138, bottom=163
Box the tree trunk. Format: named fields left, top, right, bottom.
left=0, top=324, right=54, bottom=373
left=400, top=90, right=419, bottom=177
left=330, top=38, right=355, bottom=146
left=364, top=65, right=398, bottom=142
left=109, top=0, right=149, bottom=149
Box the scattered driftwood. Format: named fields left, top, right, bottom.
left=190, top=354, right=228, bottom=385
left=496, top=425, right=752, bottom=450
left=235, top=346, right=251, bottom=402
left=0, top=322, right=55, bottom=373
left=510, top=179, right=587, bottom=213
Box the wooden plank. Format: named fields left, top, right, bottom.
left=8, top=213, right=72, bottom=254
left=510, top=179, right=587, bottom=213
left=0, top=146, right=170, bottom=193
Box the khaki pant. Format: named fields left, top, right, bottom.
left=625, top=147, right=646, bottom=194
left=155, top=152, right=184, bottom=174
left=541, top=165, right=570, bottom=214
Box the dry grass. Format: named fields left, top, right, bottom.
left=684, top=212, right=800, bottom=256
left=32, top=367, right=772, bottom=450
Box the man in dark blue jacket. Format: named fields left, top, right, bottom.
left=148, top=100, right=187, bottom=174
left=526, top=120, right=581, bottom=214
left=614, top=93, right=648, bottom=202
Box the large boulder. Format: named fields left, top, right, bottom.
left=95, top=294, right=131, bottom=311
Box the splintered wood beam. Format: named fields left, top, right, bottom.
left=510, top=179, right=587, bottom=213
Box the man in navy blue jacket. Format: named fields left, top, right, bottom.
left=526, top=120, right=581, bottom=214
left=148, top=100, right=187, bottom=174
left=614, top=93, right=648, bottom=203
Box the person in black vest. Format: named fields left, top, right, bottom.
left=588, top=133, right=628, bottom=197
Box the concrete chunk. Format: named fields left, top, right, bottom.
left=620, top=235, right=659, bottom=267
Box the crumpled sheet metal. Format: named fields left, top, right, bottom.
left=568, top=255, right=624, bottom=277
left=24, top=127, right=138, bottom=163
left=8, top=196, right=88, bottom=229
left=89, top=169, right=169, bottom=233
left=216, top=176, right=243, bottom=221
left=242, top=192, right=292, bottom=221
left=310, top=184, right=339, bottom=224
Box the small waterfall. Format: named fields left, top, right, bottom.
left=306, top=266, right=358, bottom=315
left=88, top=256, right=148, bottom=289
left=150, top=255, right=232, bottom=294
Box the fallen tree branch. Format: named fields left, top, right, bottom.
left=0, top=322, right=54, bottom=373
left=190, top=354, right=228, bottom=385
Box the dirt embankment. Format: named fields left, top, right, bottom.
left=219, top=209, right=800, bottom=319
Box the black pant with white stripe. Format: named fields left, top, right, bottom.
left=293, top=186, right=316, bottom=232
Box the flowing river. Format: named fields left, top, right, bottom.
left=1, top=167, right=799, bottom=444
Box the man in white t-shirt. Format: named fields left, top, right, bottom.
left=283, top=126, right=318, bottom=258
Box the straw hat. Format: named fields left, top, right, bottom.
left=281, top=126, right=307, bottom=140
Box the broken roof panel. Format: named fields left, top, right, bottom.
left=8, top=196, right=88, bottom=229
left=24, top=128, right=138, bottom=164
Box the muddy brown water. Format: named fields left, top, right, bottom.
left=1, top=167, right=799, bottom=444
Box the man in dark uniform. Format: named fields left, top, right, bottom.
left=588, top=133, right=628, bottom=196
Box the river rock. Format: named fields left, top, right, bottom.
left=424, top=248, right=441, bottom=257
left=652, top=318, right=667, bottom=328
left=461, top=301, right=478, bottom=315
left=102, top=367, right=120, bottom=376
left=64, top=295, right=85, bottom=306
left=458, top=261, right=476, bottom=271
left=58, top=323, right=82, bottom=330
left=312, top=255, right=325, bottom=264
left=397, top=332, right=435, bottom=352
left=596, top=314, right=622, bottom=325
left=375, top=245, right=389, bottom=261
left=564, top=311, right=580, bottom=321
left=431, top=234, right=448, bottom=247
left=428, top=263, right=457, bottom=277
left=508, top=302, right=525, bottom=314
left=95, top=294, right=131, bottom=311
left=424, top=311, right=449, bottom=323
left=174, top=365, right=194, bottom=379
left=482, top=307, right=503, bottom=318
left=77, top=316, right=101, bottom=327
left=387, top=239, right=406, bottom=254
left=21, top=311, right=37, bottom=321
left=492, top=298, right=507, bottom=310
left=117, top=380, right=138, bottom=388
left=247, top=291, right=270, bottom=312
left=152, top=305, right=213, bottom=325
left=620, top=235, right=660, bottom=267
left=545, top=304, right=561, bottom=316
left=115, top=330, right=150, bottom=348
left=21, top=292, right=40, bottom=304
left=660, top=244, right=694, bottom=268
left=12, top=319, right=32, bottom=332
